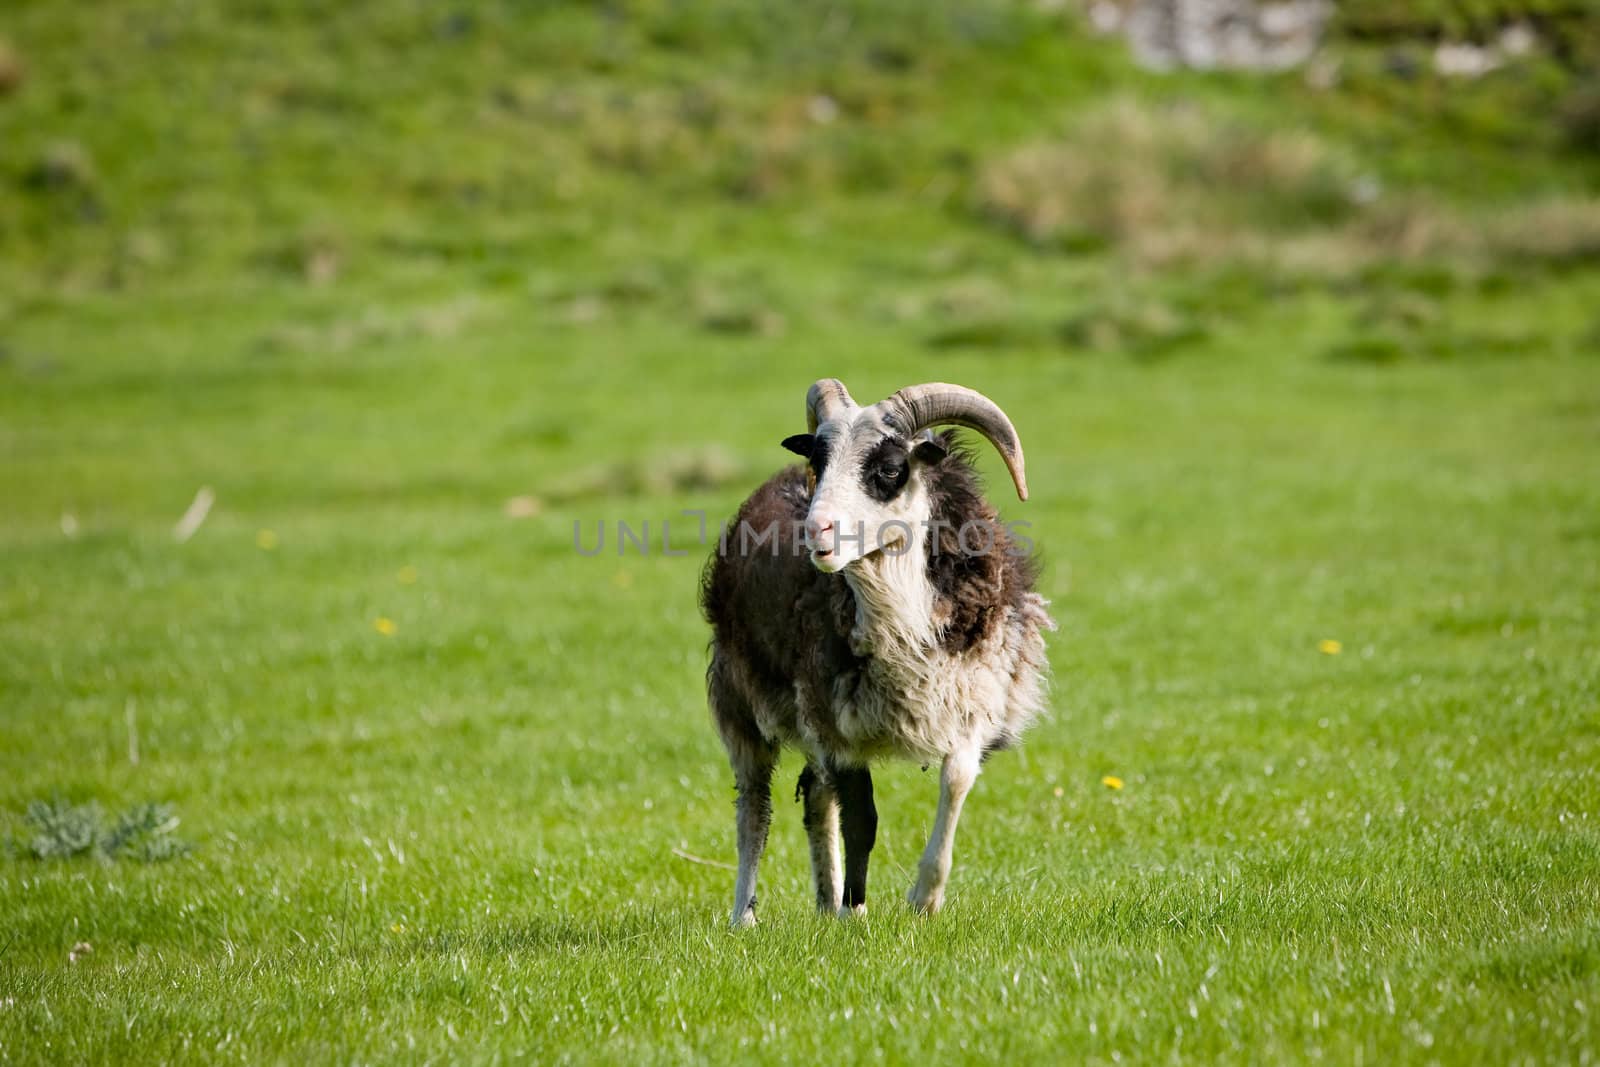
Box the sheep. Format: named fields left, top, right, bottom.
left=700, top=379, right=1054, bottom=927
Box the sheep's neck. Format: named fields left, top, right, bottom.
left=844, top=527, right=937, bottom=667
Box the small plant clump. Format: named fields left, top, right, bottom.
left=15, top=799, right=192, bottom=862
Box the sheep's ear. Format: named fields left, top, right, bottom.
left=781, top=433, right=815, bottom=458
left=912, top=435, right=947, bottom=466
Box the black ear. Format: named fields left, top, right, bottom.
left=912, top=436, right=947, bottom=466
left=781, top=433, right=815, bottom=458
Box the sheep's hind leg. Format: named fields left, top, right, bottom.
left=730, top=749, right=776, bottom=928
left=797, top=763, right=842, bottom=915
left=908, top=745, right=982, bottom=915
left=711, top=655, right=776, bottom=929
left=836, top=765, right=876, bottom=916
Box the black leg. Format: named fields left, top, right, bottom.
left=835, top=765, right=876, bottom=911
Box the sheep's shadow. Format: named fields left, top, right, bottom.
left=401, top=908, right=706, bottom=960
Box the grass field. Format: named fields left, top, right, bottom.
left=3, top=1, right=1599, bottom=1063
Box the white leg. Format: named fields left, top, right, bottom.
left=908, top=746, right=982, bottom=914
left=808, top=801, right=843, bottom=915
left=732, top=866, right=759, bottom=928
left=731, top=762, right=774, bottom=929
left=712, top=663, right=775, bottom=930
left=800, top=765, right=843, bottom=914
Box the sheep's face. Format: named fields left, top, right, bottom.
left=782, top=413, right=947, bottom=574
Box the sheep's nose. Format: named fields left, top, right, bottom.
left=805, top=517, right=834, bottom=552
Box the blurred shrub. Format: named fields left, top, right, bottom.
left=1481, top=196, right=1600, bottom=264
left=258, top=296, right=482, bottom=353
left=1558, top=73, right=1600, bottom=153
left=1334, top=0, right=1600, bottom=78
left=22, top=141, right=97, bottom=196
left=101, top=803, right=194, bottom=862
left=976, top=97, right=1363, bottom=263
left=978, top=95, right=1600, bottom=275
left=21, top=798, right=101, bottom=859
left=1059, top=296, right=1210, bottom=359
left=1328, top=285, right=1544, bottom=363
left=1327, top=326, right=1542, bottom=363
left=925, top=317, right=1047, bottom=350
left=1321, top=191, right=1600, bottom=269
left=548, top=446, right=746, bottom=501
left=0, top=37, right=22, bottom=95
left=1335, top=0, right=1585, bottom=43
left=15, top=799, right=192, bottom=862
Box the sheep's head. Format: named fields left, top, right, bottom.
left=781, top=379, right=1029, bottom=573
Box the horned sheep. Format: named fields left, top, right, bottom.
left=700, top=379, right=1054, bottom=926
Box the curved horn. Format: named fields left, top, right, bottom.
left=806, top=378, right=855, bottom=433
left=878, top=382, right=1030, bottom=500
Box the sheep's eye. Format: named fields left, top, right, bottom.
left=862, top=438, right=911, bottom=501
left=866, top=463, right=908, bottom=501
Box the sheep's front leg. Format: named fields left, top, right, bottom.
left=908, top=746, right=982, bottom=914
left=797, top=764, right=842, bottom=914
left=836, top=765, right=876, bottom=916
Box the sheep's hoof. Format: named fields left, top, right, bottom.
left=730, top=909, right=758, bottom=930
left=839, top=903, right=868, bottom=919
left=907, top=884, right=944, bottom=915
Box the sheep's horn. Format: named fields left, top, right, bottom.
left=806, top=378, right=855, bottom=433
left=877, top=382, right=1030, bottom=500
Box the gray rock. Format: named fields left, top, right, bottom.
left=1119, top=0, right=1331, bottom=72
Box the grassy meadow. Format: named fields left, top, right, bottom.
left=2, top=1, right=1599, bottom=1062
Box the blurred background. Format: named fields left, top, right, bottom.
left=2, top=2, right=1599, bottom=1060
left=4, top=0, right=1598, bottom=544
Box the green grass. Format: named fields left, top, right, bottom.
left=2, top=1, right=1599, bottom=1063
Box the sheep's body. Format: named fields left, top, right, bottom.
left=703, top=449, right=1051, bottom=763
left=702, top=419, right=1053, bottom=925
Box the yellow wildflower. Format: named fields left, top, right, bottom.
left=374, top=617, right=397, bottom=636
left=1318, top=639, right=1343, bottom=655
left=1102, top=775, right=1124, bottom=790
left=256, top=529, right=279, bottom=551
